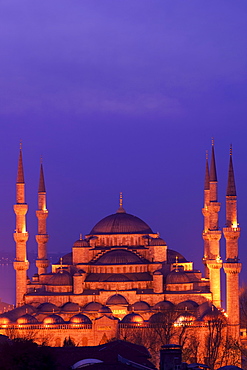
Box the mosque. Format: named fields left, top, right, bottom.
left=0, top=145, right=242, bottom=364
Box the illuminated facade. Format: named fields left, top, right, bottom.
left=0, top=145, right=241, bottom=364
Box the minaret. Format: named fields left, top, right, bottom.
left=205, top=141, right=222, bottom=307
left=36, top=161, right=49, bottom=275
left=223, top=146, right=241, bottom=338
left=202, top=151, right=210, bottom=278
left=13, top=145, right=29, bottom=306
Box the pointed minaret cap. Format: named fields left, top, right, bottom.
left=117, top=192, right=126, bottom=213
left=210, top=138, right=217, bottom=182
left=226, top=145, right=236, bottom=196
left=204, top=151, right=210, bottom=190
left=17, top=142, right=24, bottom=184
left=38, top=160, right=46, bottom=193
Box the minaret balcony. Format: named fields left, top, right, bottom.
left=223, top=227, right=240, bottom=240
left=208, top=202, right=221, bottom=213
left=207, top=230, right=222, bottom=241
left=13, top=232, right=29, bottom=243
left=13, top=260, right=29, bottom=271
left=206, top=258, right=222, bottom=270
left=223, top=262, right=242, bottom=274
left=13, top=203, right=28, bottom=215
left=36, top=210, right=48, bottom=219
left=36, top=234, right=49, bottom=244
left=36, top=259, right=49, bottom=270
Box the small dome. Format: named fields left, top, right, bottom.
left=95, top=250, right=145, bottom=265
left=43, top=314, right=64, bottom=324
left=90, top=212, right=153, bottom=235
left=122, top=313, right=144, bottom=324
left=176, top=312, right=196, bottom=324
left=61, top=302, right=80, bottom=312
left=153, top=270, right=163, bottom=275
left=57, top=252, right=72, bottom=265
left=70, top=314, right=92, bottom=324
left=176, top=300, right=199, bottom=311
left=37, top=302, right=59, bottom=313
left=83, top=302, right=102, bottom=312
left=167, top=249, right=187, bottom=263
left=166, top=270, right=190, bottom=284
left=196, top=301, right=212, bottom=318
left=149, top=237, right=166, bottom=246
left=149, top=312, right=170, bottom=324
left=17, top=314, right=39, bottom=324
left=152, top=301, right=174, bottom=311
left=202, top=307, right=225, bottom=322
left=106, top=294, right=129, bottom=306
left=0, top=315, right=11, bottom=325
left=98, top=306, right=112, bottom=314
left=73, top=239, right=89, bottom=247
left=131, top=301, right=150, bottom=312
left=48, top=270, right=72, bottom=286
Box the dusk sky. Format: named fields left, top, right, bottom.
left=0, top=1, right=247, bottom=305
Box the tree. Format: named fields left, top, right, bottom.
left=63, top=336, right=75, bottom=347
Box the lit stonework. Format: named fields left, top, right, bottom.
left=13, top=148, right=29, bottom=307
left=35, top=163, right=49, bottom=275
left=0, top=145, right=242, bottom=366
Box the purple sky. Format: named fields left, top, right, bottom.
left=0, top=1, right=247, bottom=304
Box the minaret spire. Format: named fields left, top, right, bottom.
left=226, top=145, right=236, bottom=197
left=209, top=139, right=217, bottom=186
left=36, top=160, right=49, bottom=275
left=17, top=145, right=24, bottom=184
left=203, top=140, right=222, bottom=307
left=38, top=160, right=46, bottom=193
left=13, top=145, right=29, bottom=306
left=202, top=151, right=210, bottom=278
left=204, top=151, right=210, bottom=191
left=223, top=146, right=241, bottom=341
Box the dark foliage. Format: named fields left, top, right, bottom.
left=0, top=338, right=56, bottom=370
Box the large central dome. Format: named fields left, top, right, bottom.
left=89, top=210, right=153, bottom=235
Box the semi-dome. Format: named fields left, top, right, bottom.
left=106, top=294, right=128, bottom=306
left=48, top=270, right=72, bottom=286
left=61, top=302, right=80, bottom=312
left=166, top=270, right=190, bottom=284
left=70, top=314, right=92, bottom=324
left=95, top=250, right=145, bottom=265
left=105, top=274, right=131, bottom=282
left=122, top=313, right=144, bottom=324
left=90, top=212, right=153, bottom=235
left=37, top=302, right=59, bottom=313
